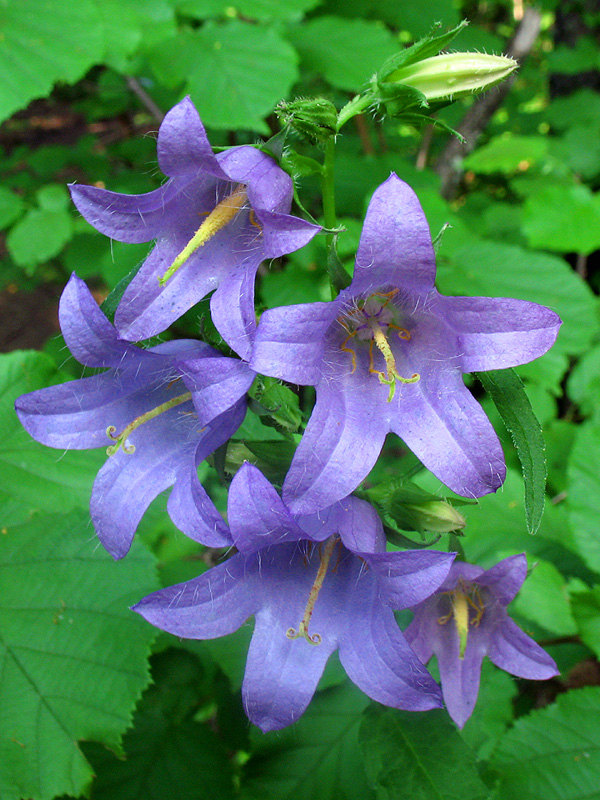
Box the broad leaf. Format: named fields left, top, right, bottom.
left=462, top=135, right=549, bottom=174
left=360, top=706, right=488, bottom=800
left=0, top=0, right=104, bottom=123
left=567, top=423, right=600, bottom=574
left=241, top=681, right=373, bottom=800
left=477, top=369, right=546, bottom=534
left=522, top=184, right=600, bottom=256
left=490, top=687, right=600, bottom=800
left=0, top=510, right=158, bottom=800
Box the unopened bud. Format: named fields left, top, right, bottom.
left=276, top=98, right=338, bottom=143
left=390, top=497, right=467, bottom=534
left=384, top=53, right=518, bottom=102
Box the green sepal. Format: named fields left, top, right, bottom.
left=327, top=235, right=352, bottom=292
left=276, top=98, right=338, bottom=144
left=376, top=20, right=469, bottom=82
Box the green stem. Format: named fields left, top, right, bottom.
left=321, top=137, right=338, bottom=298
left=336, top=93, right=373, bottom=131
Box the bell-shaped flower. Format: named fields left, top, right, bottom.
left=134, top=462, right=456, bottom=732
left=251, top=174, right=561, bottom=513
left=405, top=554, right=559, bottom=728
left=69, top=97, right=320, bottom=358
left=15, top=274, right=253, bottom=558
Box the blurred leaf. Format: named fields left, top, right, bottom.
left=164, top=21, right=299, bottom=133
left=512, top=558, right=577, bottom=636
left=490, top=687, right=600, bottom=800
left=567, top=344, right=600, bottom=419
left=477, top=369, right=546, bottom=534
left=177, top=0, right=321, bottom=21
left=7, top=208, right=73, bottom=269
left=522, top=184, right=600, bottom=256
left=288, top=16, right=398, bottom=92
left=548, top=37, right=599, bottom=75
left=437, top=239, right=599, bottom=356
left=0, top=0, right=104, bottom=123
left=360, top=706, right=488, bottom=800
left=35, top=184, right=69, bottom=212
left=0, top=351, right=105, bottom=524
left=319, top=0, right=458, bottom=36
left=570, top=585, right=600, bottom=659
left=261, top=262, right=326, bottom=307
left=0, top=509, right=158, bottom=800
left=567, top=423, right=600, bottom=574
left=552, top=125, right=600, bottom=180
left=463, top=135, right=549, bottom=174
left=547, top=88, right=600, bottom=131
left=0, top=187, right=24, bottom=229
left=241, top=681, right=373, bottom=800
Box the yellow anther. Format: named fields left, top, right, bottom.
left=437, top=580, right=485, bottom=659
left=159, top=184, right=248, bottom=285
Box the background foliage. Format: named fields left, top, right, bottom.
left=2, top=0, right=600, bottom=798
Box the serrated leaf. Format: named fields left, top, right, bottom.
left=241, top=681, right=373, bottom=800
left=570, top=585, right=600, bottom=658
left=567, top=424, right=600, bottom=574
left=7, top=207, right=73, bottom=268
left=360, top=706, right=488, bottom=800
left=0, top=510, right=158, bottom=800
left=490, top=687, right=600, bottom=800
left=0, top=351, right=105, bottom=523
left=183, top=21, right=298, bottom=133
left=476, top=369, right=546, bottom=534
left=0, top=0, right=104, bottom=123
left=511, top=558, right=577, bottom=636
left=288, top=16, right=398, bottom=92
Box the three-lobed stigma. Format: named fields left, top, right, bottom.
left=339, top=290, right=419, bottom=402
left=287, top=536, right=340, bottom=646
left=106, top=390, right=193, bottom=455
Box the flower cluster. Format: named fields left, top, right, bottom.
left=16, top=97, right=560, bottom=730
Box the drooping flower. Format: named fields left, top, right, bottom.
left=404, top=554, right=559, bottom=728
left=251, top=174, right=561, bottom=513
left=134, top=462, right=456, bottom=731
left=15, top=274, right=253, bottom=558
left=69, top=97, right=320, bottom=358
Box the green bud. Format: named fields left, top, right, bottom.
left=389, top=496, right=467, bottom=535
left=383, top=52, right=518, bottom=103
left=276, top=98, right=338, bottom=143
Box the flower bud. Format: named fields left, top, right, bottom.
left=276, top=98, right=338, bottom=143
left=383, top=52, right=518, bottom=102
left=389, top=496, right=467, bottom=535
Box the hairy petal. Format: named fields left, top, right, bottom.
left=157, top=97, right=225, bottom=179
left=283, top=377, right=388, bottom=514
left=352, top=173, right=436, bottom=294
left=441, top=295, right=562, bottom=372
left=133, top=554, right=258, bottom=638
left=487, top=616, right=559, bottom=680
left=367, top=550, right=456, bottom=608
left=436, top=625, right=487, bottom=728
left=476, top=553, right=527, bottom=605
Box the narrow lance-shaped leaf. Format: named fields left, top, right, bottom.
left=476, top=368, right=546, bottom=534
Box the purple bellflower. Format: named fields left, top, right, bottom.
left=15, top=274, right=253, bottom=558
left=134, top=462, right=456, bottom=731
left=69, top=97, right=320, bottom=358
left=405, top=554, right=559, bottom=728
left=251, top=174, right=561, bottom=512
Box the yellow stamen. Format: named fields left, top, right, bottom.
left=287, top=536, right=339, bottom=646
left=366, top=316, right=419, bottom=402
left=159, top=184, right=248, bottom=285
left=437, top=581, right=485, bottom=659
left=106, top=390, right=192, bottom=455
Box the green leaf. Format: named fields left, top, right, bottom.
left=0, top=351, right=106, bottom=523
left=551, top=124, right=600, bottom=180
left=460, top=660, right=517, bottom=761
left=437, top=239, right=600, bottom=356
left=0, top=187, right=24, bottom=229
left=7, top=207, right=73, bottom=269
left=567, top=423, right=600, bottom=573
left=241, top=682, right=373, bottom=800
left=177, top=0, right=321, bottom=21
left=567, top=345, right=600, bottom=419
left=462, top=134, right=549, bottom=174
left=522, top=184, right=600, bottom=256
left=547, top=88, right=600, bottom=131
left=360, top=705, right=488, bottom=800
left=490, top=687, right=600, bottom=800
left=84, top=649, right=235, bottom=800
left=288, top=16, right=398, bottom=92
left=0, top=0, right=104, bottom=123
left=183, top=21, right=299, bottom=133
left=511, top=558, right=577, bottom=636
left=548, top=37, right=600, bottom=75
left=476, top=369, right=546, bottom=534
left=35, top=184, right=69, bottom=212
left=570, top=585, right=600, bottom=658
left=0, top=509, right=158, bottom=800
